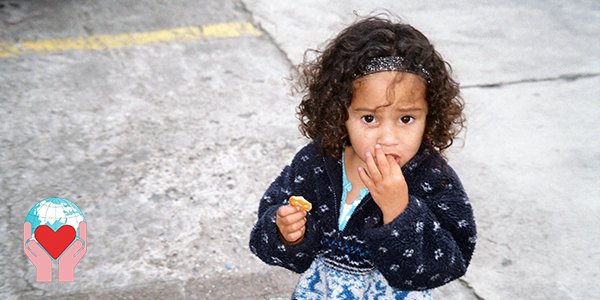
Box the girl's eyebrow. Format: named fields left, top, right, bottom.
left=352, top=103, right=391, bottom=112
left=353, top=107, right=376, bottom=112
left=396, top=107, right=424, bottom=112
left=352, top=106, right=424, bottom=113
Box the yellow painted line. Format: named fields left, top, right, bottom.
left=0, top=21, right=262, bottom=57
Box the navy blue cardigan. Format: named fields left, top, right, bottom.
left=249, top=142, right=476, bottom=290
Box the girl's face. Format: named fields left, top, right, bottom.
left=346, top=71, right=428, bottom=168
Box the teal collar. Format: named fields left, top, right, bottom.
left=339, top=150, right=369, bottom=231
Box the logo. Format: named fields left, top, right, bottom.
left=23, top=197, right=87, bottom=282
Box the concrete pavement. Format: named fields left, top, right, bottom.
left=1, top=1, right=599, bottom=299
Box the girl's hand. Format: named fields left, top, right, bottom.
left=276, top=205, right=307, bottom=244
left=358, top=144, right=409, bottom=224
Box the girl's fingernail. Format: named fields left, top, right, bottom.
left=375, top=144, right=381, bottom=149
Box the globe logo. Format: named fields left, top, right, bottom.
left=25, top=197, right=86, bottom=244
left=23, top=197, right=87, bottom=282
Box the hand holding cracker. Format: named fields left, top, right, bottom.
left=276, top=202, right=307, bottom=244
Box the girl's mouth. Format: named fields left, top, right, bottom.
left=385, top=153, right=402, bottom=165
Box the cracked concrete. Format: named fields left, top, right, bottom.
left=463, top=73, right=600, bottom=89
left=238, top=1, right=295, bottom=69
left=2, top=0, right=599, bottom=299
left=458, top=279, right=484, bottom=300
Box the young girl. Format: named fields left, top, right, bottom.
left=249, top=15, right=476, bottom=299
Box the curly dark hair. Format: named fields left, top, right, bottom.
left=295, top=15, right=465, bottom=158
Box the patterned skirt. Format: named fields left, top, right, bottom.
left=292, top=256, right=432, bottom=300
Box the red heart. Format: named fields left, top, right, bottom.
left=34, top=225, right=76, bottom=259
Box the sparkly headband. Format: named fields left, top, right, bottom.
left=353, top=56, right=432, bottom=83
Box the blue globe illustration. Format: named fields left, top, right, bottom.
left=25, top=197, right=86, bottom=240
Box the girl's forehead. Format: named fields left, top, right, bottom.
left=351, top=72, right=427, bottom=108
left=353, top=71, right=425, bottom=88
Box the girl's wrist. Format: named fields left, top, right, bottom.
left=382, top=209, right=402, bottom=224
left=283, top=236, right=304, bottom=245
left=278, top=228, right=305, bottom=245
left=380, top=197, right=408, bottom=224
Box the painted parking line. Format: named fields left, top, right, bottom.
left=0, top=21, right=262, bottom=57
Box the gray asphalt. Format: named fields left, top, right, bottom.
left=1, top=1, right=599, bottom=299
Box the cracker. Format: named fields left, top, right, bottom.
left=289, top=196, right=312, bottom=212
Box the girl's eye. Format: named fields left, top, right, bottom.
left=361, top=115, right=375, bottom=123
left=400, top=116, right=414, bottom=124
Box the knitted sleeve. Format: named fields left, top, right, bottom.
left=364, top=165, right=477, bottom=290
left=249, top=143, right=322, bottom=273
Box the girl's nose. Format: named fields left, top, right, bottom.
left=377, top=124, right=399, bottom=146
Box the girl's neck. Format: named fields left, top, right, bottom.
left=343, top=146, right=366, bottom=186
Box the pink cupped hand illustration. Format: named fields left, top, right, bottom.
left=23, top=222, right=52, bottom=282
left=59, top=221, right=87, bottom=282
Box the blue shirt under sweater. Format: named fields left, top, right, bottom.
left=249, top=142, right=477, bottom=295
